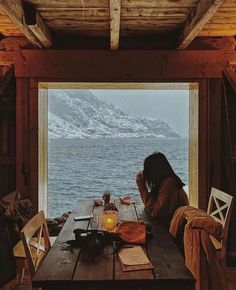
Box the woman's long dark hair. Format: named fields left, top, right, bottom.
left=143, top=152, right=185, bottom=196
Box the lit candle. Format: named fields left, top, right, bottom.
left=105, top=217, right=114, bottom=230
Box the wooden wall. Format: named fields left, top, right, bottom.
left=0, top=67, right=16, bottom=198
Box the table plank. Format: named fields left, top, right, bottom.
left=73, top=204, right=113, bottom=282
left=115, top=201, right=137, bottom=221
left=136, top=200, right=194, bottom=286
left=33, top=199, right=93, bottom=286
left=114, top=200, right=154, bottom=281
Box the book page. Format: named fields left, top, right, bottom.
left=118, top=246, right=151, bottom=266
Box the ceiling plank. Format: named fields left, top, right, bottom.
left=0, top=0, right=51, bottom=48
left=177, top=0, right=225, bottom=49
left=110, top=0, right=121, bottom=50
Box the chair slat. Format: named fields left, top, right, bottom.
left=20, top=210, right=51, bottom=280
left=207, top=187, right=234, bottom=273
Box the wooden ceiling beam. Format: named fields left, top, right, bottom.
left=110, top=0, right=121, bottom=50
left=0, top=0, right=52, bottom=48
left=24, top=4, right=52, bottom=48
left=177, top=0, right=225, bottom=50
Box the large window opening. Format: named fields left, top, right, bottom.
left=39, top=83, right=197, bottom=218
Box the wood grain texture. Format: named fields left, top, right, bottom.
left=0, top=0, right=236, bottom=49
left=28, top=86, right=38, bottom=214
left=14, top=50, right=223, bottom=79
left=33, top=200, right=93, bottom=287
left=110, top=0, right=120, bottom=50
left=23, top=0, right=199, bottom=9
left=178, top=0, right=225, bottom=49
left=32, top=199, right=194, bottom=289
left=24, top=4, right=52, bottom=47
left=0, top=0, right=52, bottom=48
left=189, top=84, right=199, bottom=207
left=73, top=204, right=113, bottom=282
left=0, top=0, right=44, bottom=47
left=136, top=204, right=194, bottom=285
left=200, top=1, right=236, bottom=37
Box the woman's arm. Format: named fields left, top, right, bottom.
left=136, top=171, right=157, bottom=216
left=136, top=171, right=149, bottom=205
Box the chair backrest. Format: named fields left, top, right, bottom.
left=20, top=210, right=51, bottom=279
left=207, top=187, right=234, bottom=257
left=207, top=187, right=234, bottom=227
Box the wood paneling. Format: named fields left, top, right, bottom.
left=16, top=78, right=29, bottom=199
left=207, top=79, right=222, bottom=191
left=0, top=67, right=16, bottom=197
left=198, top=79, right=208, bottom=210
left=200, top=0, right=236, bottom=37
left=0, top=10, right=22, bottom=36
left=197, top=78, right=222, bottom=210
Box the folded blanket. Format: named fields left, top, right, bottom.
left=169, top=206, right=225, bottom=290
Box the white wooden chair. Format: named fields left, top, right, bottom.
left=14, top=210, right=56, bottom=283
left=207, top=187, right=234, bottom=270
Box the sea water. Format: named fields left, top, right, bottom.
left=48, top=137, right=188, bottom=217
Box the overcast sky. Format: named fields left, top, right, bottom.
left=91, top=89, right=189, bottom=137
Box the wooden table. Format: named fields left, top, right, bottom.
left=33, top=199, right=195, bottom=290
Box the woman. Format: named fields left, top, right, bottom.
left=136, top=152, right=188, bottom=226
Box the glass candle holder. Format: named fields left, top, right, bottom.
left=102, top=210, right=118, bottom=231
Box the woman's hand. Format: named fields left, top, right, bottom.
left=136, top=171, right=144, bottom=185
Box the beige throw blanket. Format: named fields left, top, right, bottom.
left=169, top=206, right=225, bottom=290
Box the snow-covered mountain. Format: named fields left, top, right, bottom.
left=48, top=90, right=180, bottom=139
